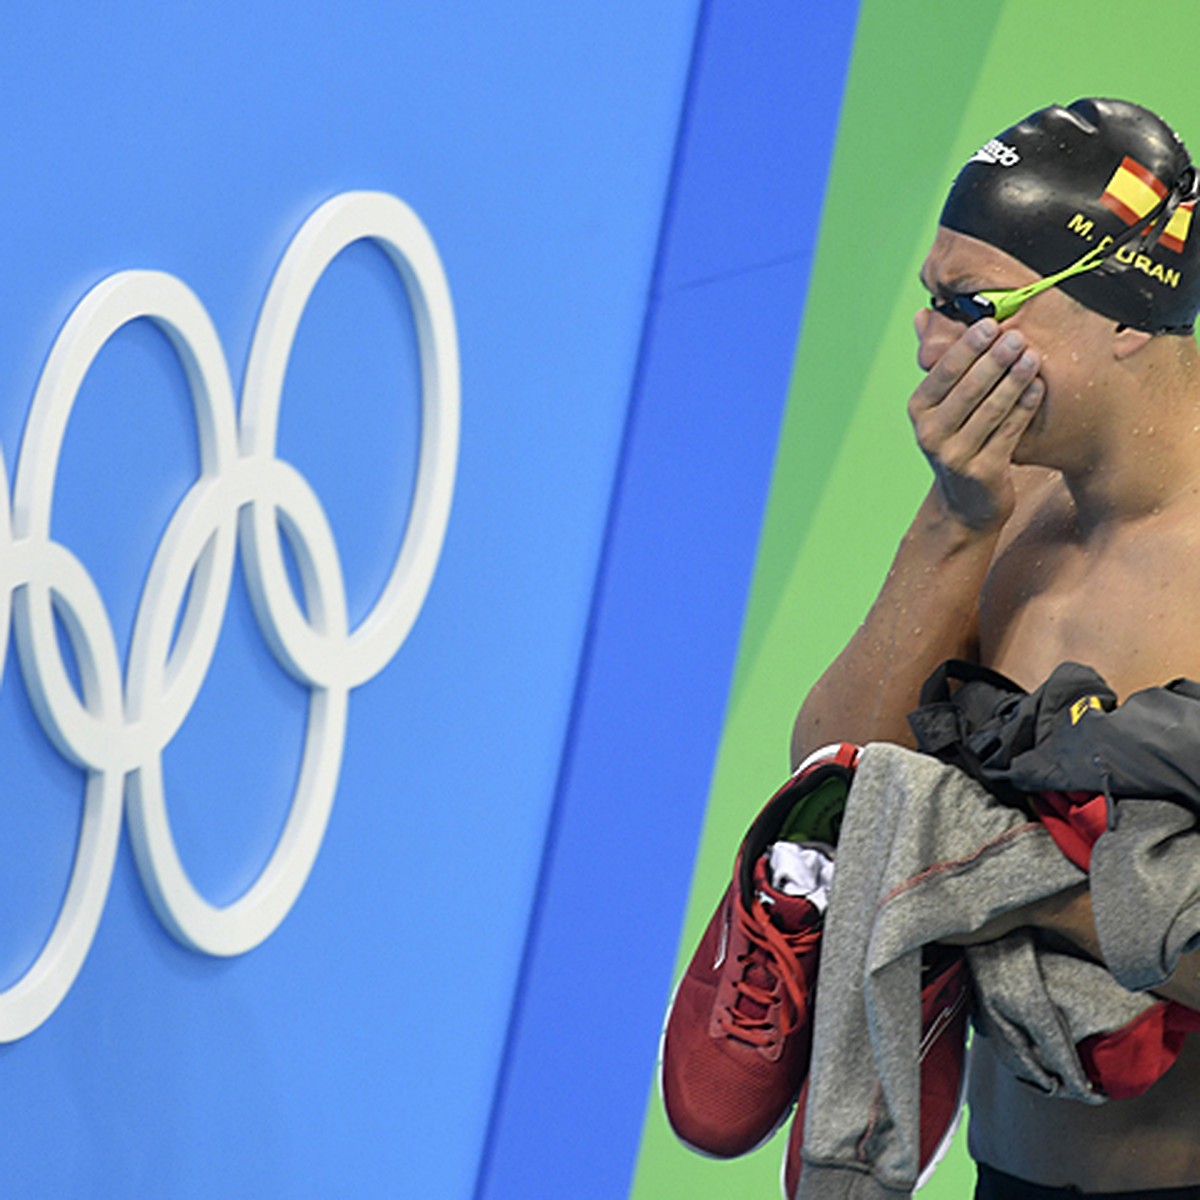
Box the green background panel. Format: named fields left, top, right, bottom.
left=634, top=1, right=1200, bottom=1197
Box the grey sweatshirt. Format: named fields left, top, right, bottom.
left=795, top=743, right=1159, bottom=1200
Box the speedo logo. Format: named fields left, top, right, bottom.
left=968, top=138, right=1021, bottom=168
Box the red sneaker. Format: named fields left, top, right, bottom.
left=781, top=948, right=970, bottom=1195
left=914, top=950, right=971, bottom=1186
left=660, top=743, right=858, bottom=1158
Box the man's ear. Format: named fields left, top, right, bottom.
left=1113, top=326, right=1154, bottom=360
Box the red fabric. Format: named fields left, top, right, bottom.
left=1077, top=1000, right=1200, bottom=1099
left=1030, top=789, right=1108, bottom=871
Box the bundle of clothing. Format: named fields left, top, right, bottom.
left=796, top=661, right=1200, bottom=1199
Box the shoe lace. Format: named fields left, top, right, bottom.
left=716, top=895, right=819, bottom=1049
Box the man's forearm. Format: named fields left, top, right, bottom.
left=791, top=487, right=1000, bottom=767
left=1031, top=887, right=1200, bottom=1013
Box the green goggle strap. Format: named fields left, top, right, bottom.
left=976, top=241, right=1110, bottom=321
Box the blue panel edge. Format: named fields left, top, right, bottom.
left=473, top=3, right=862, bottom=1197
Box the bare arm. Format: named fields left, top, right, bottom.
left=791, top=489, right=996, bottom=759
left=791, top=314, right=1043, bottom=768
left=1060, top=900, right=1200, bottom=1012
left=951, top=886, right=1200, bottom=1012
left=1034, top=888, right=1200, bottom=1012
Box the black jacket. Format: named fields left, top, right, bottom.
left=908, top=659, right=1200, bottom=818
left=907, top=659, right=1200, bottom=991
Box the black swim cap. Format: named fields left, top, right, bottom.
left=940, top=98, right=1200, bottom=333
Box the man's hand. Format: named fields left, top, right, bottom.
left=909, top=314, right=1044, bottom=533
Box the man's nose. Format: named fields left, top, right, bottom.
left=914, top=306, right=958, bottom=372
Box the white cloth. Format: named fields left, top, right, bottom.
left=768, top=841, right=835, bottom=913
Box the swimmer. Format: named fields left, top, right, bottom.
left=793, top=98, right=1200, bottom=1198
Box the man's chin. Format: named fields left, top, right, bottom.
left=1011, top=430, right=1037, bottom=467
left=1010, top=437, right=1060, bottom=472
left=1011, top=404, right=1052, bottom=468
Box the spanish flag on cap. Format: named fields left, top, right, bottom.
left=1159, top=201, right=1194, bottom=254
left=1100, top=155, right=1167, bottom=226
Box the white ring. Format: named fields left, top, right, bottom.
left=240, top=190, right=460, bottom=690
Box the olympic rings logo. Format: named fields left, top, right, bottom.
left=0, top=191, right=459, bottom=1042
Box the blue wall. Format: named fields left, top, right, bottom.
left=0, top=6, right=697, bottom=1196
left=476, top=3, right=860, bottom=1197
left=0, top=3, right=860, bottom=1196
